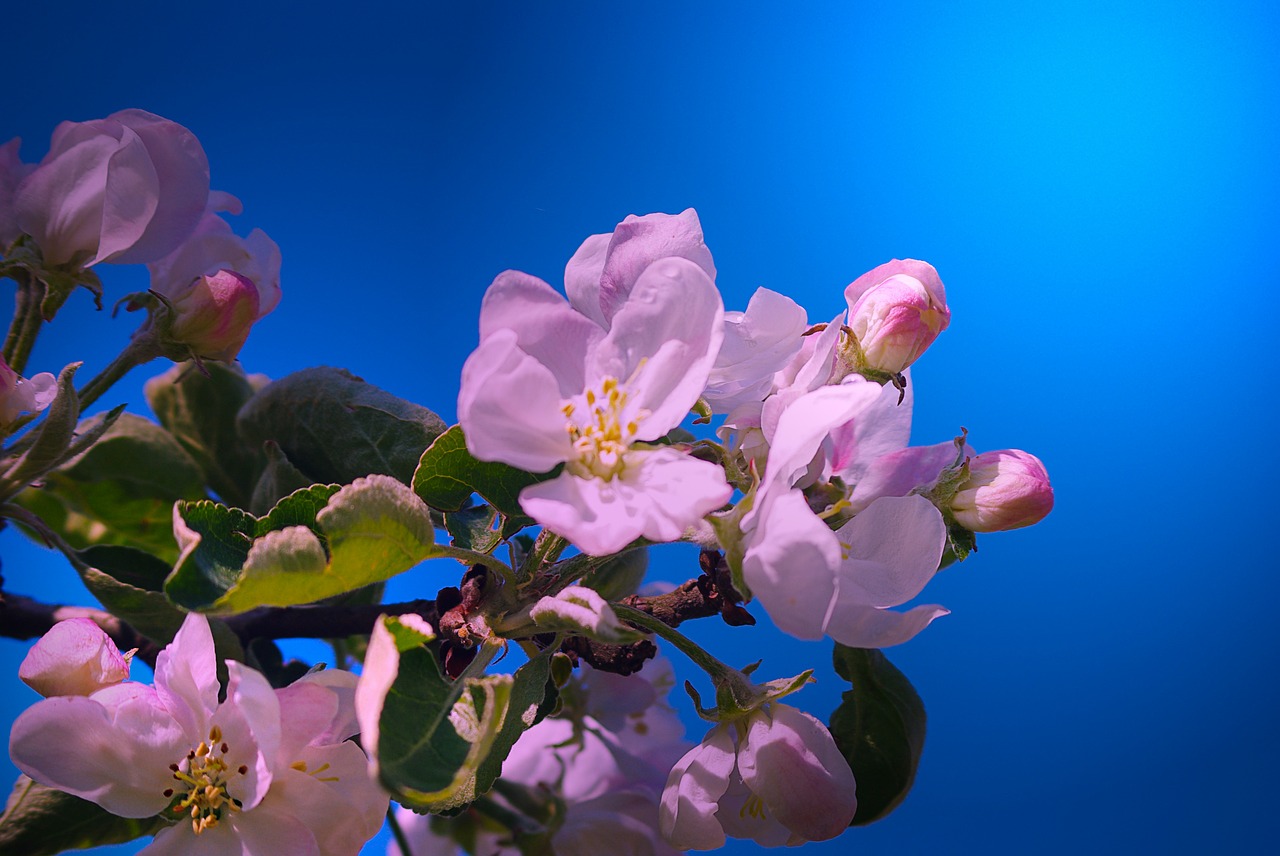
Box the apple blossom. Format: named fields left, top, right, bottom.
left=564, top=208, right=716, bottom=329
left=0, top=355, right=56, bottom=425
left=13, top=109, right=209, bottom=267
left=740, top=380, right=948, bottom=648
left=843, top=258, right=949, bottom=375
left=660, top=702, right=856, bottom=849
left=702, top=287, right=808, bottom=414
left=18, top=617, right=130, bottom=698
left=148, top=191, right=282, bottom=318
left=162, top=269, right=263, bottom=361
left=951, top=448, right=1054, bottom=532
left=0, top=137, right=34, bottom=248
left=458, top=229, right=731, bottom=555
left=9, top=612, right=386, bottom=855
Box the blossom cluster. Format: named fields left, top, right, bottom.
left=2, top=109, right=1054, bottom=856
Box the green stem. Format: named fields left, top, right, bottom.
left=521, top=530, right=567, bottom=579
left=3, top=272, right=44, bottom=375
left=386, top=804, right=414, bottom=856
left=612, top=602, right=737, bottom=682
left=75, top=334, right=163, bottom=410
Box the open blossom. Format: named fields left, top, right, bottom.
left=951, top=448, right=1054, bottom=532
left=13, top=109, right=209, bottom=267
left=0, top=137, right=35, bottom=248
left=458, top=213, right=731, bottom=556
left=844, top=258, right=949, bottom=374
left=19, top=618, right=130, bottom=698
left=660, top=702, right=856, bottom=849
left=702, top=287, right=808, bottom=414
left=10, top=613, right=386, bottom=856
left=0, top=356, right=56, bottom=425
left=741, top=379, right=948, bottom=648
left=393, top=660, right=688, bottom=856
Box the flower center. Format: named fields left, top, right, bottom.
left=561, top=376, right=645, bottom=480
left=164, top=724, right=247, bottom=835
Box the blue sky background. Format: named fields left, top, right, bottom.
left=2, top=1, right=1277, bottom=853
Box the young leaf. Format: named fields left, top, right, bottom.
left=444, top=504, right=503, bottom=553
left=166, top=476, right=448, bottom=614
left=0, top=775, right=164, bottom=856
left=236, top=367, right=447, bottom=486
left=830, top=645, right=927, bottom=825
left=412, top=425, right=558, bottom=535
left=472, top=645, right=559, bottom=796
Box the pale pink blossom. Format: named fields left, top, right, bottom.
left=740, top=381, right=948, bottom=648
left=18, top=618, right=130, bottom=698
left=0, top=137, right=35, bottom=248
left=951, top=448, right=1054, bottom=532
left=9, top=613, right=386, bottom=856
left=458, top=220, right=731, bottom=555
left=564, top=208, right=716, bottom=329
left=148, top=192, right=282, bottom=318
left=660, top=702, right=856, bottom=850
left=0, top=356, right=56, bottom=425
left=702, top=287, right=808, bottom=414
left=13, top=110, right=209, bottom=267
left=844, top=258, right=949, bottom=374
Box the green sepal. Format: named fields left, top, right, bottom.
left=236, top=366, right=447, bottom=487
left=830, top=645, right=927, bottom=825
left=706, top=483, right=757, bottom=601
left=0, top=775, right=166, bottom=856
left=166, top=476, right=445, bottom=614
left=412, top=425, right=559, bottom=537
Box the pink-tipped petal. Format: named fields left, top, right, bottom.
left=660, top=725, right=737, bottom=851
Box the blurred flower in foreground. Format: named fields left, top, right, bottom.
left=661, top=702, right=856, bottom=849
left=18, top=618, right=130, bottom=698
left=10, top=613, right=386, bottom=855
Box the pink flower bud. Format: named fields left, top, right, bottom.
left=13, top=109, right=209, bottom=267
left=18, top=618, right=130, bottom=697
left=951, top=449, right=1053, bottom=532
left=844, top=259, right=950, bottom=374
left=166, top=269, right=262, bottom=361
left=0, top=356, right=56, bottom=425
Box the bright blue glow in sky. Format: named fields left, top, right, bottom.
left=3, top=1, right=1278, bottom=853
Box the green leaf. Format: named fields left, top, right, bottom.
left=166, top=476, right=446, bottom=614
left=362, top=617, right=509, bottom=812
left=576, top=546, right=649, bottom=601
left=236, top=367, right=447, bottom=486
left=145, top=362, right=265, bottom=508
left=473, top=646, right=559, bottom=797
left=830, top=645, right=927, bottom=825
left=72, top=546, right=244, bottom=662
left=14, top=413, right=207, bottom=562
left=248, top=441, right=314, bottom=515
left=444, top=505, right=503, bottom=554
left=412, top=425, right=559, bottom=536
left=0, top=775, right=164, bottom=856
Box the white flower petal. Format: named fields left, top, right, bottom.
left=519, top=449, right=730, bottom=556
left=742, top=489, right=841, bottom=640
left=458, top=328, right=572, bottom=472
left=737, top=705, right=856, bottom=842
left=660, top=725, right=737, bottom=851
left=153, top=612, right=219, bottom=738
left=835, top=495, right=947, bottom=607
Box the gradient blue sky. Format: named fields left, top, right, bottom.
left=3, top=1, right=1277, bottom=853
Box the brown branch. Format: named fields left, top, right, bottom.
left=0, top=591, right=438, bottom=664
left=621, top=549, right=756, bottom=628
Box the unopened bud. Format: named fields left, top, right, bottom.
left=951, top=449, right=1053, bottom=532
left=844, top=259, right=949, bottom=374
left=166, top=269, right=261, bottom=361
left=19, top=618, right=130, bottom=697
